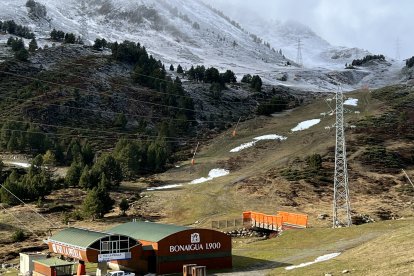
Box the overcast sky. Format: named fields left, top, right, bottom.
left=208, top=0, right=413, bottom=59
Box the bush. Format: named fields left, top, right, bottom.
left=12, top=229, right=26, bottom=242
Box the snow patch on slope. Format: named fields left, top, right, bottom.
left=291, top=119, right=321, bottom=132
left=285, top=253, right=341, bottom=270
left=190, top=168, right=230, bottom=184
left=344, top=98, right=358, bottom=106
left=230, top=134, right=287, bottom=153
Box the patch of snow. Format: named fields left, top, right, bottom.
left=291, top=119, right=321, bottom=132
left=146, top=184, right=183, bottom=191
left=4, top=161, right=31, bottom=168
left=285, top=253, right=341, bottom=270
left=190, top=168, right=230, bottom=184
left=254, top=134, right=287, bottom=141
left=230, top=134, right=287, bottom=152
left=230, top=141, right=256, bottom=153
left=344, top=98, right=358, bottom=106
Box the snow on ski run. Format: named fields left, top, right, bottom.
left=146, top=184, right=183, bottom=191
left=4, top=161, right=31, bottom=168
left=344, top=98, right=359, bottom=106
left=148, top=168, right=230, bottom=190
left=291, top=119, right=321, bottom=132
left=190, top=168, right=230, bottom=184
left=230, top=134, right=287, bottom=153
left=285, top=253, right=341, bottom=270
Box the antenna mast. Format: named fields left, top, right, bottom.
left=296, top=38, right=303, bottom=68
left=333, top=88, right=352, bottom=228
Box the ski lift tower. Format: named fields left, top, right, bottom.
left=332, top=88, right=352, bottom=228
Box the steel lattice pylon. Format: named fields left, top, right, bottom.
left=80, top=0, right=89, bottom=44
left=296, top=39, right=303, bottom=68
left=333, top=89, right=352, bottom=228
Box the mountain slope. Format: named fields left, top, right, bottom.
left=0, top=0, right=289, bottom=74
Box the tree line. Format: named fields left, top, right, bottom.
left=50, top=29, right=82, bottom=44
left=352, top=54, right=385, bottom=66
left=406, top=56, right=414, bottom=68
left=0, top=20, right=35, bottom=39
left=241, top=74, right=262, bottom=92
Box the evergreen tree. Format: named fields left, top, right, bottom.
left=92, top=154, right=123, bottom=187
left=65, top=161, right=82, bottom=187
left=169, top=64, right=174, bottom=71
left=177, top=64, right=183, bottom=73
left=28, top=38, right=38, bottom=52
left=64, top=33, right=76, bottom=44
left=81, top=188, right=104, bottom=220
left=119, top=198, right=129, bottom=216
left=81, top=142, right=94, bottom=165
left=251, top=75, right=262, bottom=92
left=79, top=165, right=92, bottom=189
left=241, top=74, right=252, bottom=83
left=96, top=177, right=114, bottom=214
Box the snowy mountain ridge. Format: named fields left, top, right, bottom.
left=0, top=0, right=404, bottom=91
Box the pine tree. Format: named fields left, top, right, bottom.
left=177, top=64, right=183, bottom=74
left=65, top=161, right=82, bottom=187
left=119, top=198, right=129, bottom=216
left=28, top=38, right=38, bottom=52
left=81, top=188, right=104, bottom=220
left=169, top=64, right=174, bottom=71
left=79, top=165, right=91, bottom=189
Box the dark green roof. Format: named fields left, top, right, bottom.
left=48, top=227, right=109, bottom=249
left=34, top=258, right=74, bottom=267
left=109, top=221, right=190, bottom=242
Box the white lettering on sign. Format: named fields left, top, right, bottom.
left=98, top=252, right=132, bottom=262
left=206, top=242, right=221, bottom=250
left=169, top=242, right=221, bottom=253
left=51, top=243, right=82, bottom=259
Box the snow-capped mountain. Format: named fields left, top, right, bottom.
left=208, top=5, right=370, bottom=69
left=0, top=0, right=290, bottom=73
left=0, top=0, right=404, bottom=91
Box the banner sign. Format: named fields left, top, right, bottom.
left=98, top=252, right=132, bottom=262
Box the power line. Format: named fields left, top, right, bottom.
left=0, top=204, right=41, bottom=239
left=67, top=60, right=311, bottom=106
left=0, top=182, right=60, bottom=229
left=0, top=70, right=197, bottom=113
left=0, top=94, right=241, bottom=125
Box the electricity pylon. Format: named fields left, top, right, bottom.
left=333, top=88, right=352, bottom=228
left=296, top=38, right=303, bottom=68
left=395, top=38, right=401, bottom=61
left=80, top=0, right=89, bottom=44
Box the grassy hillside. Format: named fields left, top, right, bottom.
left=137, top=84, right=414, bottom=227
left=228, top=218, right=414, bottom=275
